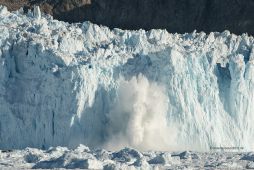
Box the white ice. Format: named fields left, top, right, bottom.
left=0, top=6, right=254, bottom=152
left=0, top=145, right=253, bottom=169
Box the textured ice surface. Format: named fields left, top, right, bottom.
left=0, top=145, right=253, bottom=169
left=0, top=6, right=254, bottom=151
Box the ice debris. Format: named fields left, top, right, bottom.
left=1, top=146, right=253, bottom=169
left=241, top=153, right=254, bottom=161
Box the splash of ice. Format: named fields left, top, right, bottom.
left=104, top=75, right=177, bottom=151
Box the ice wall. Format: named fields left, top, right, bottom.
left=0, top=6, right=254, bottom=151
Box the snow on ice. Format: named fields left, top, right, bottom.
left=0, top=145, right=254, bottom=169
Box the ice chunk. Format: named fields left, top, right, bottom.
left=82, top=159, right=103, bottom=169
left=112, top=148, right=143, bottom=163
left=148, top=153, right=172, bottom=165
left=0, top=5, right=8, bottom=15
left=178, top=151, right=191, bottom=159
left=33, top=6, right=41, bottom=20
left=241, top=153, right=254, bottom=161
left=74, top=144, right=90, bottom=153
left=246, top=162, right=254, bottom=169
left=132, top=157, right=150, bottom=169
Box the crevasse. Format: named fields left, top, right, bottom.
left=0, top=6, right=254, bottom=151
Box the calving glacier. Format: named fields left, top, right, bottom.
left=0, top=6, right=254, bottom=151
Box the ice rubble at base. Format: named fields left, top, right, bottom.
left=0, top=145, right=253, bottom=169
left=1, top=5, right=254, bottom=152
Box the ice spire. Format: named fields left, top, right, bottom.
left=33, top=6, right=41, bottom=20
left=0, top=5, right=8, bottom=15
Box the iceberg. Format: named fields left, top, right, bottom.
left=0, top=6, right=254, bottom=151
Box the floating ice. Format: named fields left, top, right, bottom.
left=0, top=145, right=251, bottom=169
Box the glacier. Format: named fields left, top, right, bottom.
left=0, top=5, right=254, bottom=152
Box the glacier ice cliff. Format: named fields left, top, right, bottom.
left=0, top=6, right=254, bottom=151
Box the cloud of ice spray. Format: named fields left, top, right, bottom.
left=104, top=74, right=177, bottom=151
